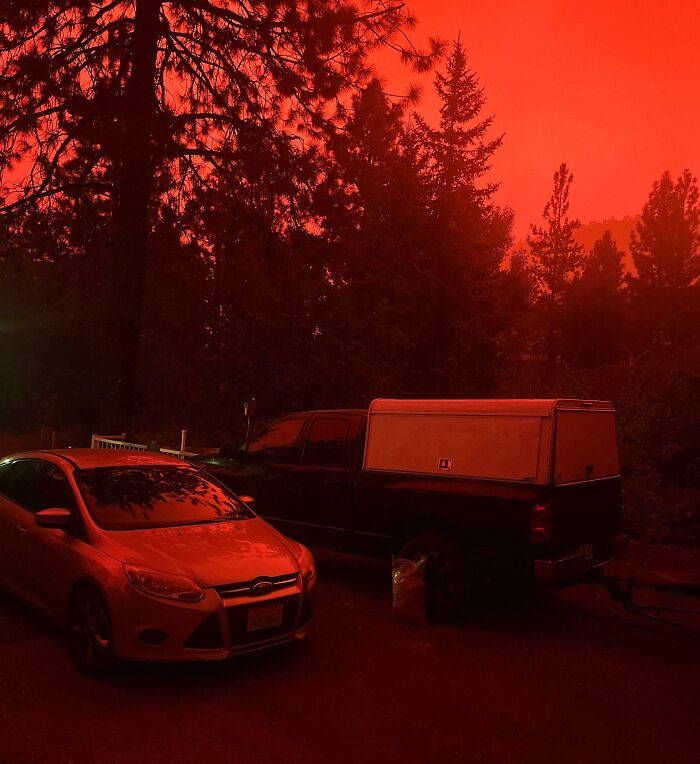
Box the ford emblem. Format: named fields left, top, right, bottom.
left=251, top=580, right=273, bottom=595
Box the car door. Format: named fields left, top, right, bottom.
left=208, top=416, right=309, bottom=521
left=280, top=415, right=365, bottom=550
left=0, top=459, right=39, bottom=597
left=0, top=459, right=85, bottom=617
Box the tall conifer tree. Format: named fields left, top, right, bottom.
left=527, top=163, right=584, bottom=304
left=407, top=39, right=512, bottom=394
left=629, top=169, right=699, bottom=347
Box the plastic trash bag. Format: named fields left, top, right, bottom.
left=392, top=555, right=427, bottom=625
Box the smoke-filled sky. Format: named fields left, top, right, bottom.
left=375, top=0, right=700, bottom=237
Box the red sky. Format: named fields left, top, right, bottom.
left=375, top=0, right=700, bottom=237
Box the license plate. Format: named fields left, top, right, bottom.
left=247, top=603, right=284, bottom=632
left=579, top=543, right=594, bottom=562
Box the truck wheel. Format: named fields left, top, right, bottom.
left=399, top=533, right=467, bottom=622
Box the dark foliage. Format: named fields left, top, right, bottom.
left=0, top=0, right=442, bottom=426
left=1, top=12, right=699, bottom=542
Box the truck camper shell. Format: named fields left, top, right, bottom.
left=363, top=398, right=620, bottom=486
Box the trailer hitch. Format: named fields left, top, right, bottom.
left=597, top=572, right=700, bottom=634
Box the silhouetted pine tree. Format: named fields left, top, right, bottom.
left=406, top=39, right=513, bottom=395
left=527, top=163, right=584, bottom=369
left=314, top=79, right=433, bottom=403
left=528, top=163, right=584, bottom=303
left=561, top=230, right=627, bottom=367
left=628, top=169, right=700, bottom=348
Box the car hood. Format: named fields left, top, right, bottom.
left=95, top=517, right=301, bottom=587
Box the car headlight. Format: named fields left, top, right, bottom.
left=124, top=564, right=205, bottom=603
left=296, top=546, right=316, bottom=591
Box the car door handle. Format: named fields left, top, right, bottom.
left=16, top=523, right=29, bottom=535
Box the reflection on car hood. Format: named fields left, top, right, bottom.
left=96, top=517, right=300, bottom=587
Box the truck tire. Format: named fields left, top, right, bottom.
left=399, top=532, right=468, bottom=622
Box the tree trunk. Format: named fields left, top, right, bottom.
left=105, top=0, right=161, bottom=429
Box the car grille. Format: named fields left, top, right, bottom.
left=226, top=595, right=300, bottom=647
left=214, top=573, right=298, bottom=599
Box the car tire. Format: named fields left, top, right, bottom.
left=399, top=532, right=469, bottom=622
left=67, top=586, right=117, bottom=678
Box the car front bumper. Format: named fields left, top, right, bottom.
left=534, top=534, right=629, bottom=586
left=110, top=579, right=317, bottom=662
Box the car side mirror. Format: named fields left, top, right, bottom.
left=35, top=507, right=73, bottom=529
left=239, top=495, right=256, bottom=512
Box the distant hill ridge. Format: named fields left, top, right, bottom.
left=511, top=215, right=640, bottom=273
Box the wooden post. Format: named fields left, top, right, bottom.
left=180, top=429, right=187, bottom=457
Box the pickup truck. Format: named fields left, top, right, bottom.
left=192, top=399, right=626, bottom=620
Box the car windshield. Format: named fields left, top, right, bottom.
left=77, top=465, right=254, bottom=531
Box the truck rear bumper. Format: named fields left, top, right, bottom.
left=534, top=534, right=629, bottom=585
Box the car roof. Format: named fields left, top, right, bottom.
left=0, top=449, right=190, bottom=470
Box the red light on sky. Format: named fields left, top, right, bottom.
left=375, top=0, right=700, bottom=237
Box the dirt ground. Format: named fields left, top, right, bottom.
left=0, top=541, right=698, bottom=764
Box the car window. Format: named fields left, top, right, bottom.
left=303, top=417, right=352, bottom=467
left=245, top=418, right=306, bottom=461
left=35, top=463, right=78, bottom=512
left=77, top=465, right=254, bottom=530
left=0, top=460, right=40, bottom=509
left=0, top=460, right=76, bottom=513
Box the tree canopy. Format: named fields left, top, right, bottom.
left=0, top=0, right=442, bottom=425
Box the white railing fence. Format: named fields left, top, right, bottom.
left=90, top=430, right=195, bottom=460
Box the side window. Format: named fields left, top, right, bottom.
left=245, top=418, right=306, bottom=461
left=34, top=463, right=77, bottom=512
left=303, top=417, right=352, bottom=467
left=0, top=460, right=76, bottom=513
left=0, top=460, right=41, bottom=509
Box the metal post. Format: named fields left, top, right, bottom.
left=244, top=398, right=256, bottom=438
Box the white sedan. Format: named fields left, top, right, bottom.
left=0, top=449, right=317, bottom=676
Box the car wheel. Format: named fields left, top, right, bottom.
left=399, top=532, right=469, bottom=622
left=67, top=587, right=116, bottom=677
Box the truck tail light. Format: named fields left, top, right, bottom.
left=530, top=502, right=551, bottom=544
